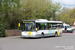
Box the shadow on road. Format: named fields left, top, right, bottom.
left=21, top=36, right=60, bottom=39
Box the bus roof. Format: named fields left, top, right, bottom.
left=22, top=19, right=48, bottom=21
left=35, top=21, right=62, bottom=23
left=22, top=19, right=62, bottom=23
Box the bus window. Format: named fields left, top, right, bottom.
left=48, top=23, right=51, bottom=29
left=48, top=23, right=63, bottom=29
left=36, top=23, right=48, bottom=30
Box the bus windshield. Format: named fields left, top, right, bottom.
left=21, top=23, right=35, bottom=31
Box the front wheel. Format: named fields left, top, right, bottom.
left=71, top=30, right=73, bottom=33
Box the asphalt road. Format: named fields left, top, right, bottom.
left=0, top=33, right=75, bottom=50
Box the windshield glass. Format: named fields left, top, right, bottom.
left=21, top=23, right=35, bottom=31
left=25, top=23, right=35, bottom=31
left=67, top=26, right=71, bottom=28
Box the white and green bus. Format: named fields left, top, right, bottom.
left=20, top=19, right=63, bottom=38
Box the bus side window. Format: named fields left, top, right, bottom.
left=39, top=23, right=48, bottom=30
left=48, top=23, right=51, bottom=29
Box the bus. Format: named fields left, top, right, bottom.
left=20, top=19, right=63, bottom=38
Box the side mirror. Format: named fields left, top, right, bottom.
left=18, top=23, right=20, bottom=27
left=36, top=28, right=37, bottom=31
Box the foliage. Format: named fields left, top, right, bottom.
left=0, top=23, right=7, bottom=37
left=56, top=7, right=75, bottom=25
left=0, top=0, right=21, bottom=29
left=0, top=0, right=62, bottom=29
left=21, top=0, right=61, bottom=20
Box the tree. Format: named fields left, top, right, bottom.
left=0, top=0, right=21, bottom=29
left=21, top=0, right=62, bottom=20
left=46, top=2, right=62, bottom=20
left=0, top=0, right=62, bottom=29
left=56, top=8, right=75, bottom=25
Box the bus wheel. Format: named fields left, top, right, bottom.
left=55, top=32, right=58, bottom=37
left=71, top=30, right=73, bottom=33
left=41, top=33, right=44, bottom=38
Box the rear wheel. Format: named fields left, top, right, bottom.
left=41, top=33, right=44, bottom=38
left=55, top=32, right=58, bottom=37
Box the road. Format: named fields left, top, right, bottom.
left=0, top=33, right=75, bottom=50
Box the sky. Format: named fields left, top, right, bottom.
left=52, top=0, right=75, bottom=8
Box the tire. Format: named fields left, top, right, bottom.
left=71, top=30, right=73, bottom=33
left=41, top=33, right=44, bottom=38
left=55, top=32, right=58, bottom=37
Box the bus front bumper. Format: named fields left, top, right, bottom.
left=21, top=32, right=41, bottom=38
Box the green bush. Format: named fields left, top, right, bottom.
left=4, top=32, right=8, bottom=37
left=0, top=24, right=7, bottom=37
